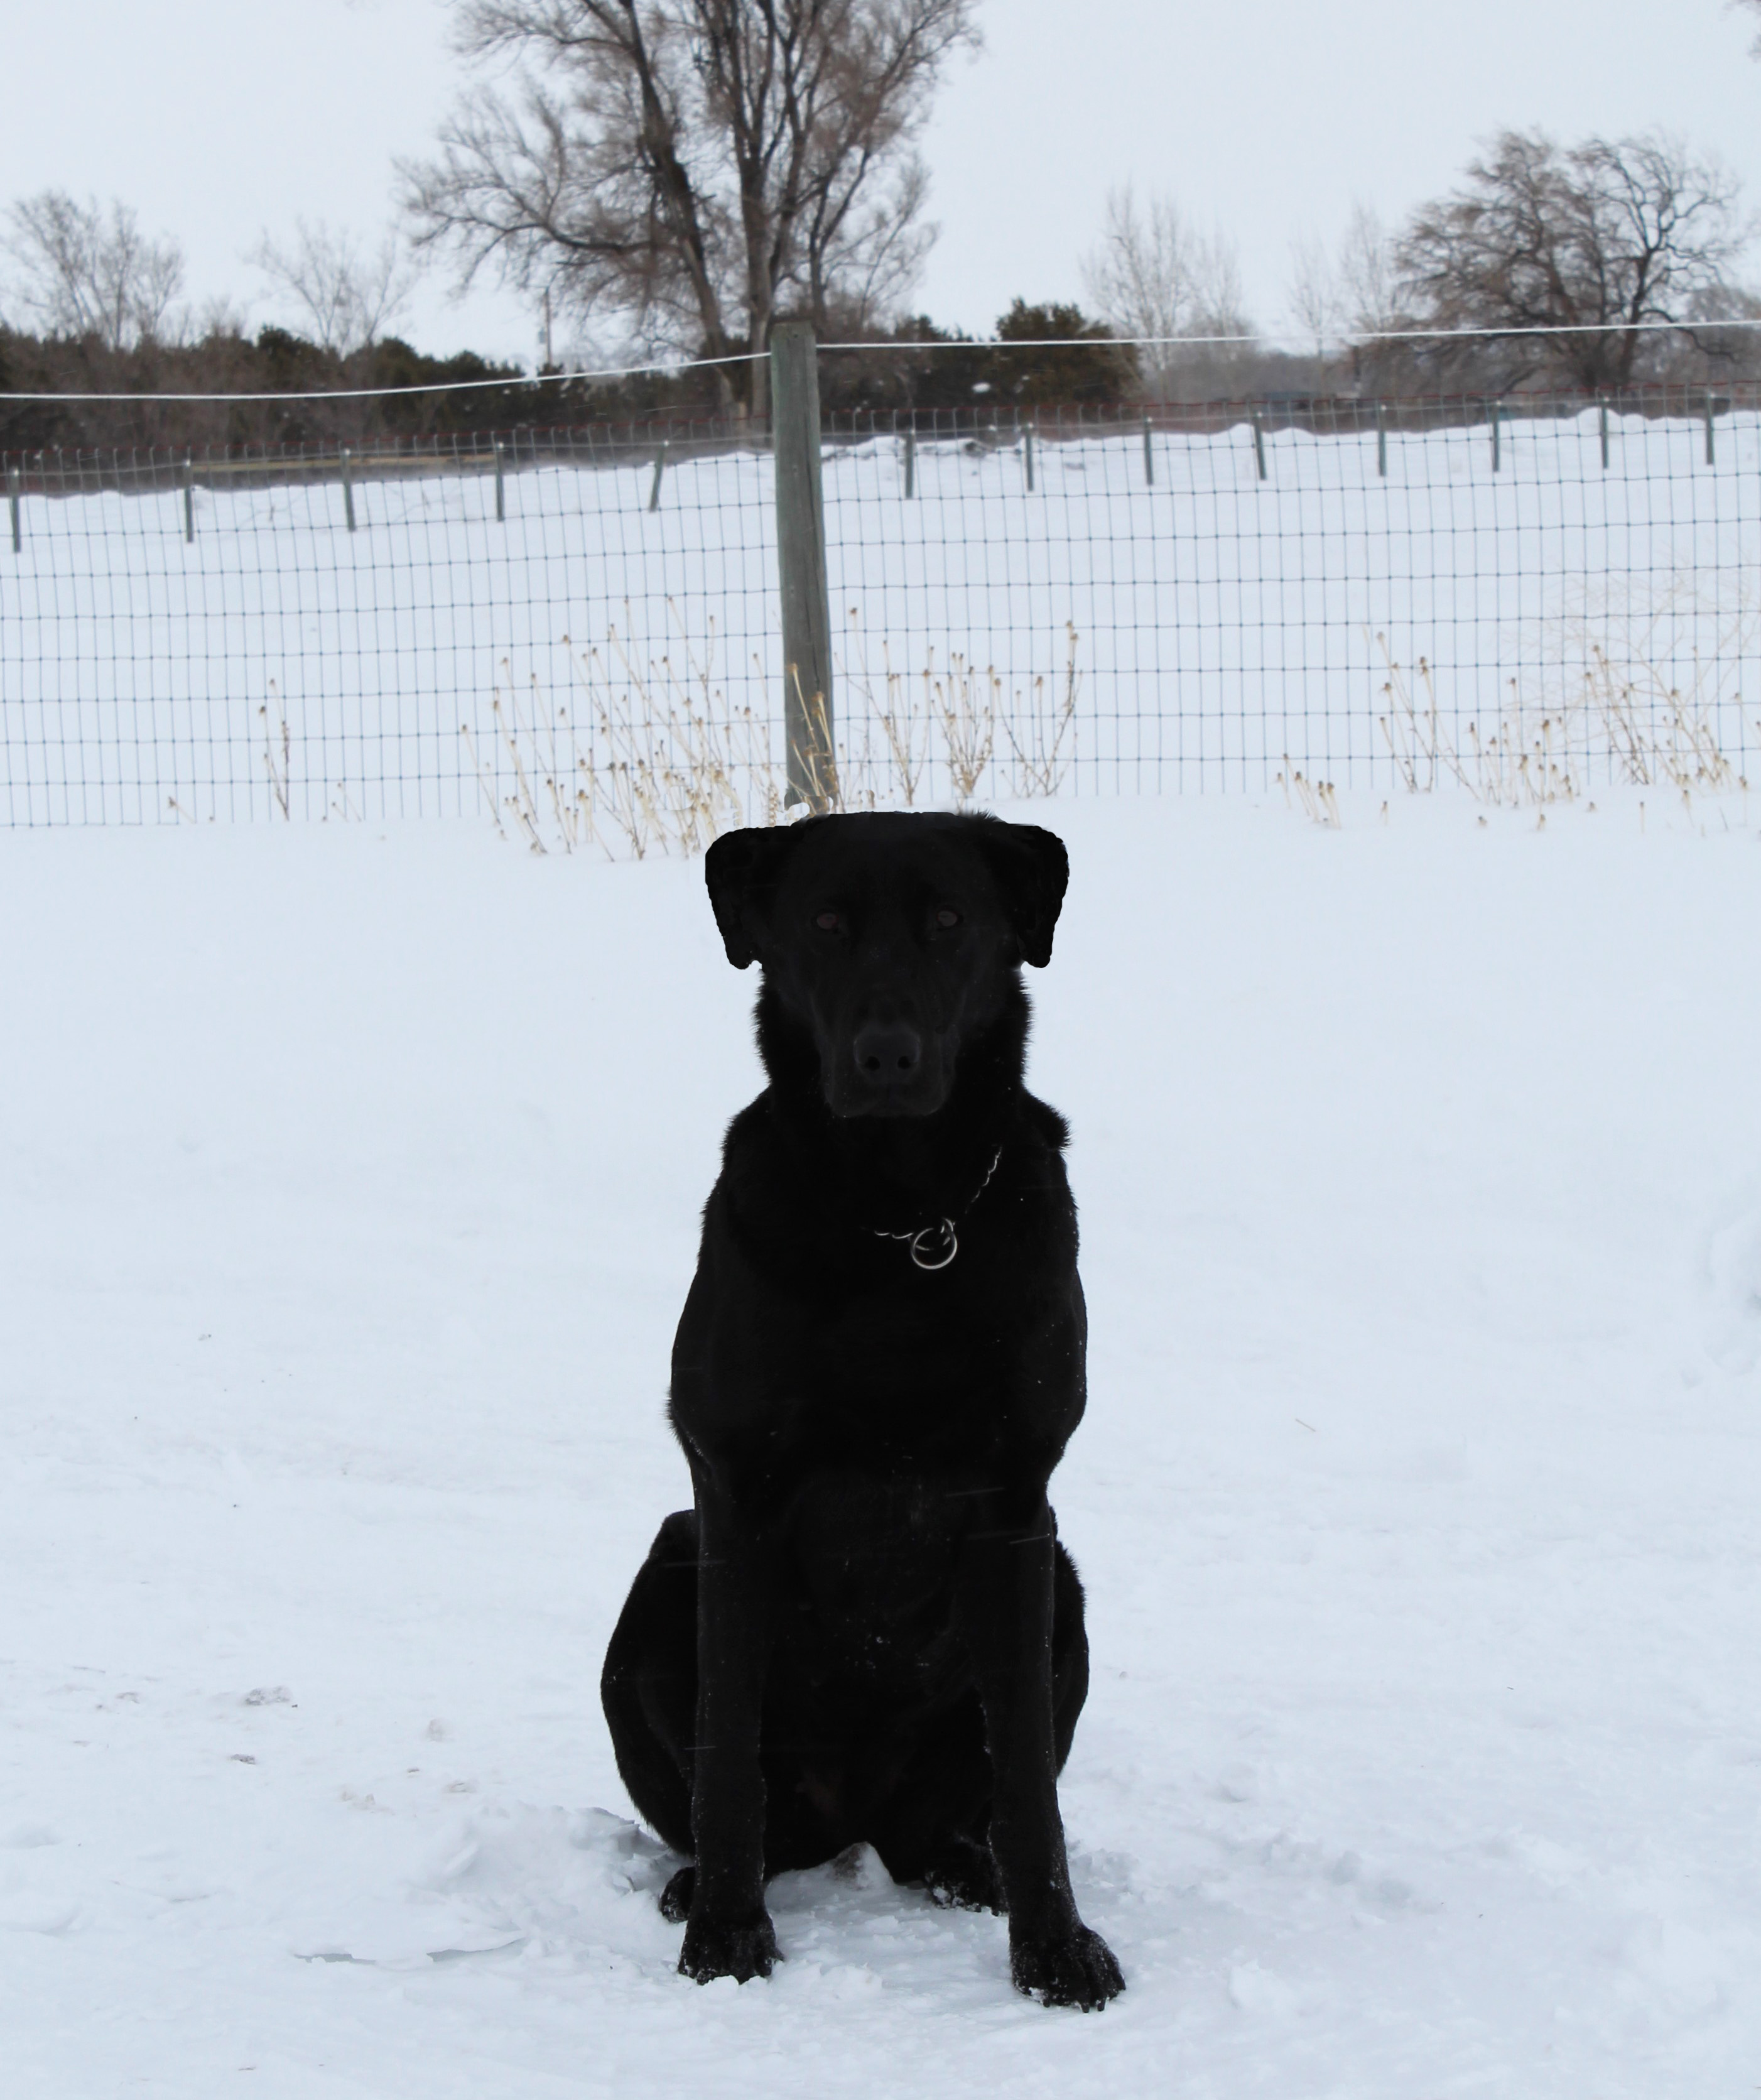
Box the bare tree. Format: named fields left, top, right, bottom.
left=1336, top=203, right=1401, bottom=339
left=1286, top=231, right=1336, bottom=359
left=1284, top=205, right=1402, bottom=376
left=2, top=191, right=185, bottom=347
left=1083, top=187, right=1190, bottom=369
left=1393, top=129, right=1750, bottom=391
left=1082, top=185, right=1255, bottom=397
left=250, top=220, right=417, bottom=356
left=399, top=0, right=978, bottom=410
left=1188, top=229, right=1250, bottom=340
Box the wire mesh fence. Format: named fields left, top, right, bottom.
left=4, top=384, right=1758, bottom=832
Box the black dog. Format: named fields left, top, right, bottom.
left=600, top=811, right=1123, bottom=2010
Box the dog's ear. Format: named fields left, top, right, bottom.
left=704, top=824, right=801, bottom=969
left=977, top=820, right=1069, bottom=969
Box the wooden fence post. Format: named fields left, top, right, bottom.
left=772, top=323, right=835, bottom=811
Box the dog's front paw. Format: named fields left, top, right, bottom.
left=1010, top=1922, right=1125, bottom=2010
left=678, top=1906, right=780, bottom=1985
left=658, top=1865, right=695, bottom=1923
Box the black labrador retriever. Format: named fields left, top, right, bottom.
left=600, top=810, right=1123, bottom=2010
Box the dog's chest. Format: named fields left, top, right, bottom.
left=786, top=1469, right=963, bottom=1641
left=793, top=1286, right=1013, bottom=1455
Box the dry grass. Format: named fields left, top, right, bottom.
left=462, top=604, right=776, bottom=858
left=1376, top=579, right=1754, bottom=814
left=1376, top=646, right=1580, bottom=807
left=834, top=614, right=1081, bottom=812
left=466, top=602, right=1085, bottom=855
left=245, top=680, right=358, bottom=822
left=261, top=683, right=291, bottom=820
left=1576, top=645, right=1738, bottom=797
left=1552, top=572, right=1752, bottom=800
left=1276, top=767, right=1341, bottom=827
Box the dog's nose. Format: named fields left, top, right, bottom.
left=853, top=1020, right=922, bottom=1084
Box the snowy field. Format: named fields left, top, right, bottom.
left=4, top=406, right=1759, bottom=824
left=3, top=793, right=1760, bottom=2097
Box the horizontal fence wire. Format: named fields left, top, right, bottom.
left=3, top=388, right=1758, bottom=827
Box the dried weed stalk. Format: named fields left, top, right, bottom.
left=1276, top=764, right=1342, bottom=827
left=787, top=670, right=843, bottom=815
left=463, top=599, right=777, bottom=856
left=1003, top=621, right=1083, bottom=798
left=835, top=613, right=1081, bottom=811
left=470, top=607, right=1090, bottom=852
left=1578, top=643, right=1737, bottom=795
left=260, top=681, right=291, bottom=819
left=1377, top=601, right=1746, bottom=810
left=1377, top=639, right=1576, bottom=807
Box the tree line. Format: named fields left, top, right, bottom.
left=4, top=0, right=1760, bottom=453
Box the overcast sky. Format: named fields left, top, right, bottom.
left=4, top=0, right=1759, bottom=367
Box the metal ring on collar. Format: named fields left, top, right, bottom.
left=909, top=1219, right=958, bottom=1271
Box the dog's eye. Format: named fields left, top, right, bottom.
left=815, top=911, right=840, bottom=933
left=935, top=908, right=961, bottom=930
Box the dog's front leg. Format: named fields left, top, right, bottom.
left=956, top=1486, right=1124, bottom=2010
left=680, top=1479, right=779, bottom=1984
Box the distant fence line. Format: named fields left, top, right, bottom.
left=3, top=379, right=1753, bottom=495
left=3, top=365, right=1759, bottom=834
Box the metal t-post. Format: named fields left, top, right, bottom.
left=771, top=323, right=835, bottom=811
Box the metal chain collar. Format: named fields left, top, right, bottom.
left=870, top=1146, right=1004, bottom=1271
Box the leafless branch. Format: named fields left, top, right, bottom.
left=1081, top=183, right=1257, bottom=398
left=249, top=220, right=418, bottom=356
left=399, top=0, right=978, bottom=407
left=1392, top=129, right=1752, bottom=391
left=2, top=191, right=185, bottom=348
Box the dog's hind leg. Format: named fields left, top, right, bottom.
left=600, top=1510, right=700, bottom=1875
left=872, top=1539, right=1091, bottom=1912
left=866, top=1685, right=1000, bottom=1908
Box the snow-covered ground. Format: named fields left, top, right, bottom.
left=4, top=408, right=1758, bottom=822
left=3, top=792, right=1760, bottom=2096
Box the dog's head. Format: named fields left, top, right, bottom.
left=705, top=812, right=1068, bottom=1119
